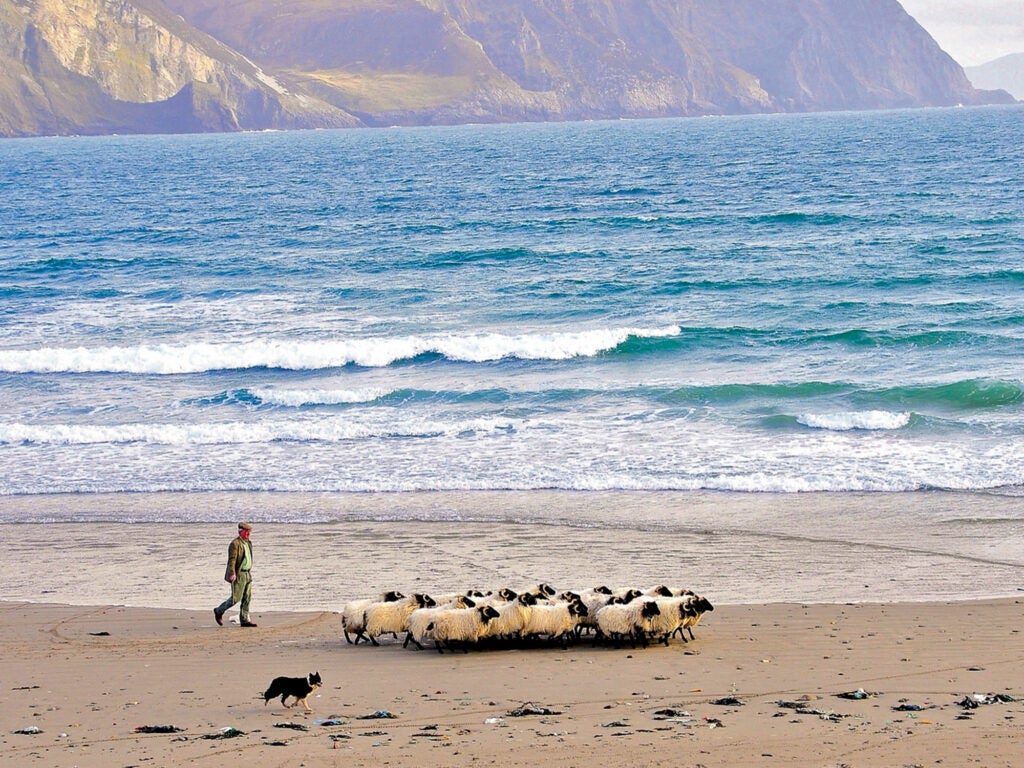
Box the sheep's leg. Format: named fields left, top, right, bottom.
left=369, top=634, right=380, bottom=646
left=403, top=632, right=424, bottom=650
left=343, top=630, right=354, bottom=644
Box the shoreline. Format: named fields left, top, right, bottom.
left=3, top=487, right=1024, bottom=610
left=2, top=515, right=1022, bottom=610
left=3, top=597, right=1023, bottom=767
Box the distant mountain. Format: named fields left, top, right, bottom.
left=966, top=53, right=1024, bottom=100
left=0, top=0, right=1015, bottom=138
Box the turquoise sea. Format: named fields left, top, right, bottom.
left=2, top=106, right=1024, bottom=512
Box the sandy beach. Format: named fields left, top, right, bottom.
left=2, top=597, right=1023, bottom=767
left=2, top=491, right=1023, bottom=766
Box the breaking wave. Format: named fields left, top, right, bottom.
left=0, top=325, right=681, bottom=374
left=797, top=411, right=912, bottom=431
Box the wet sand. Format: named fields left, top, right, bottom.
left=2, top=489, right=1024, bottom=609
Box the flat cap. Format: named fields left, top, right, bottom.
left=238, top=522, right=252, bottom=531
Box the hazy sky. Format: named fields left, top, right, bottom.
left=899, top=0, right=1024, bottom=66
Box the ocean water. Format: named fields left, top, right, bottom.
left=2, top=106, right=1024, bottom=509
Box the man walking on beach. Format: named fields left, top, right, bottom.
left=214, top=522, right=257, bottom=627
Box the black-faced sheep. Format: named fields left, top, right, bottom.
left=674, top=594, right=715, bottom=640
left=521, top=597, right=588, bottom=647
left=364, top=592, right=436, bottom=645
left=482, top=592, right=537, bottom=641
left=341, top=590, right=404, bottom=644
left=644, top=584, right=675, bottom=597
left=518, top=583, right=557, bottom=600
left=574, top=589, right=619, bottom=637
left=594, top=599, right=661, bottom=648
left=647, top=596, right=700, bottom=645
left=474, top=587, right=519, bottom=607
left=403, top=595, right=477, bottom=650
left=610, top=587, right=644, bottom=604
left=428, top=605, right=501, bottom=654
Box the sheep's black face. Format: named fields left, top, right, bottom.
left=697, top=597, right=714, bottom=612
left=480, top=606, right=500, bottom=622
left=498, top=588, right=517, bottom=601
left=462, top=596, right=477, bottom=608
left=593, top=585, right=613, bottom=594
left=519, top=593, right=538, bottom=606
left=417, top=593, right=436, bottom=608
left=641, top=601, right=661, bottom=618
left=569, top=600, right=588, bottom=617
left=539, top=583, right=556, bottom=597
left=653, top=585, right=672, bottom=596
left=385, top=591, right=404, bottom=602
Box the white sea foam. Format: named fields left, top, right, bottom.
left=0, top=417, right=518, bottom=445
left=797, top=411, right=911, bottom=431
left=0, top=325, right=680, bottom=374
left=251, top=388, right=391, bottom=406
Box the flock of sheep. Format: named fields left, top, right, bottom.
left=340, top=583, right=714, bottom=653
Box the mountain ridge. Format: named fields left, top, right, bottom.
left=0, top=0, right=1015, bottom=138
left=966, top=53, right=1024, bottom=100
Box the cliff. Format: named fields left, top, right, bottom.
left=0, top=0, right=358, bottom=136
left=0, top=0, right=1014, bottom=137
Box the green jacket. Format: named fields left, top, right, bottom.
left=224, top=536, right=253, bottom=582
